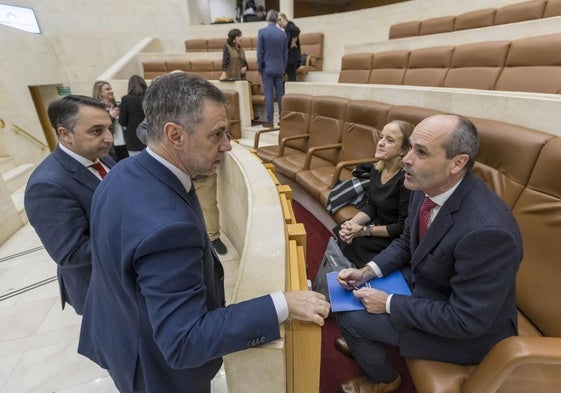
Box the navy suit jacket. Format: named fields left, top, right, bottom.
left=375, top=173, right=523, bottom=364
left=24, top=146, right=114, bottom=314
left=78, top=150, right=280, bottom=392
left=257, top=23, right=288, bottom=75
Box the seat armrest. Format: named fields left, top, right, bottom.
left=329, top=158, right=378, bottom=188
left=279, top=134, right=310, bottom=156
left=253, top=127, right=281, bottom=149
left=304, top=143, right=342, bottom=169
left=462, top=336, right=561, bottom=393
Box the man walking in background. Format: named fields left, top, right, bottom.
left=257, top=9, right=287, bottom=128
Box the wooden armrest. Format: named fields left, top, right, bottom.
left=303, top=143, right=342, bottom=169
left=253, top=126, right=281, bottom=149
left=279, top=134, right=309, bottom=156
left=462, top=336, right=561, bottom=393
left=329, top=158, right=378, bottom=188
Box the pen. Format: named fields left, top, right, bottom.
left=345, top=280, right=360, bottom=290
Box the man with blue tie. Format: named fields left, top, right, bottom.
left=257, top=9, right=288, bottom=128
left=24, top=95, right=115, bottom=315
left=335, top=115, right=523, bottom=393
left=78, top=72, right=330, bottom=393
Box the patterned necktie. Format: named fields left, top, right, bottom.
left=418, top=197, right=438, bottom=240
left=89, top=162, right=107, bottom=179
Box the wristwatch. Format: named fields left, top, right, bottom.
left=363, top=225, right=371, bottom=236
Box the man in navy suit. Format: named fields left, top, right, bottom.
left=24, top=95, right=115, bottom=315
left=257, top=9, right=287, bottom=128
left=335, top=115, right=523, bottom=393
left=78, top=72, right=330, bottom=393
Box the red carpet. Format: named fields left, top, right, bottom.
left=292, top=201, right=417, bottom=393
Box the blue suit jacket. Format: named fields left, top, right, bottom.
left=257, top=23, right=288, bottom=75
left=24, top=146, right=114, bottom=315
left=375, top=173, right=523, bottom=364
left=78, top=150, right=280, bottom=392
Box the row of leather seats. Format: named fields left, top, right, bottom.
left=184, top=32, right=325, bottom=73
left=253, top=92, right=561, bottom=393
left=338, top=32, right=561, bottom=94
left=389, top=0, right=561, bottom=39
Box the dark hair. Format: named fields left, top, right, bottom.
left=127, top=74, right=148, bottom=96
left=47, top=95, right=107, bottom=133
left=142, top=72, right=228, bottom=144
left=444, top=116, right=479, bottom=173
left=227, top=28, right=243, bottom=46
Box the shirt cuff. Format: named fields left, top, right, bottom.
left=386, top=294, right=393, bottom=314
left=367, top=261, right=383, bottom=278
left=270, top=291, right=289, bottom=323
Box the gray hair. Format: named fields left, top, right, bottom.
left=267, top=9, right=278, bottom=23
left=443, top=116, right=479, bottom=173
left=142, top=72, right=228, bottom=144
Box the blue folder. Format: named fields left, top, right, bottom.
left=327, top=270, right=412, bottom=312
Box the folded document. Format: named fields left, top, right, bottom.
left=327, top=270, right=411, bottom=312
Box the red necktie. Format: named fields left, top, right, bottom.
left=89, top=162, right=107, bottom=179
left=418, top=197, right=438, bottom=240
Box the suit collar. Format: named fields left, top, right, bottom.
left=53, top=147, right=101, bottom=192
left=136, top=150, right=190, bottom=203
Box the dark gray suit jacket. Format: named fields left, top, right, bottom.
left=24, top=146, right=114, bottom=314
left=376, top=173, right=523, bottom=364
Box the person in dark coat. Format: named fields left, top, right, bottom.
left=278, top=12, right=301, bottom=81
left=119, top=74, right=148, bottom=155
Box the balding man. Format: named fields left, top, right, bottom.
left=335, top=115, right=523, bottom=393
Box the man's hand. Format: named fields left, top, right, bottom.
left=354, top=288, right=388, bottom=314
left=284, top=291, right=330, bottom=326
left=337, top=266, right=374, bottom=289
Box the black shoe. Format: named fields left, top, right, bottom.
left=262, top=122, right=274, bottom=128
left=212, top=238, right=228, bottom=255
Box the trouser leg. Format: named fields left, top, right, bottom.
left=337, top=310, right=400, bottom=383
left=273, top=75, right=285, bottom=116
left=261, top=73, right=274, bottom=124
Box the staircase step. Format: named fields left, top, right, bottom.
left=0, top=156, right=16, bottom=174
left=2, top=163, right=35, bottom=193
left=11, top=184, right=28, bottom=224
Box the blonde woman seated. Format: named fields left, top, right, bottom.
left=338, top=120, right=414, bottom=268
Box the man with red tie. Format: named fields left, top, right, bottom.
left=335, top=115, right=523, bottom=393
left=24, top=95, right=115, bottom=315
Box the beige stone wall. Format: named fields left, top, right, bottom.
left=0, top=0, right=547, bottom=163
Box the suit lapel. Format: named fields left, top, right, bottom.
left=53, top=147, right=100, bottom=192
left=410, top=175, right=476, bottom=270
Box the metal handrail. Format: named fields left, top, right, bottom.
left=11, top=123, right=48, bottom=150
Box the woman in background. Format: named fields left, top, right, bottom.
left=119, top=75, right=147, bottom=156
left=337, top=120, right=414, bottom=268
left=92, top=80, right=128, bottom=161
left=219, top=28, right=248, bottom=81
